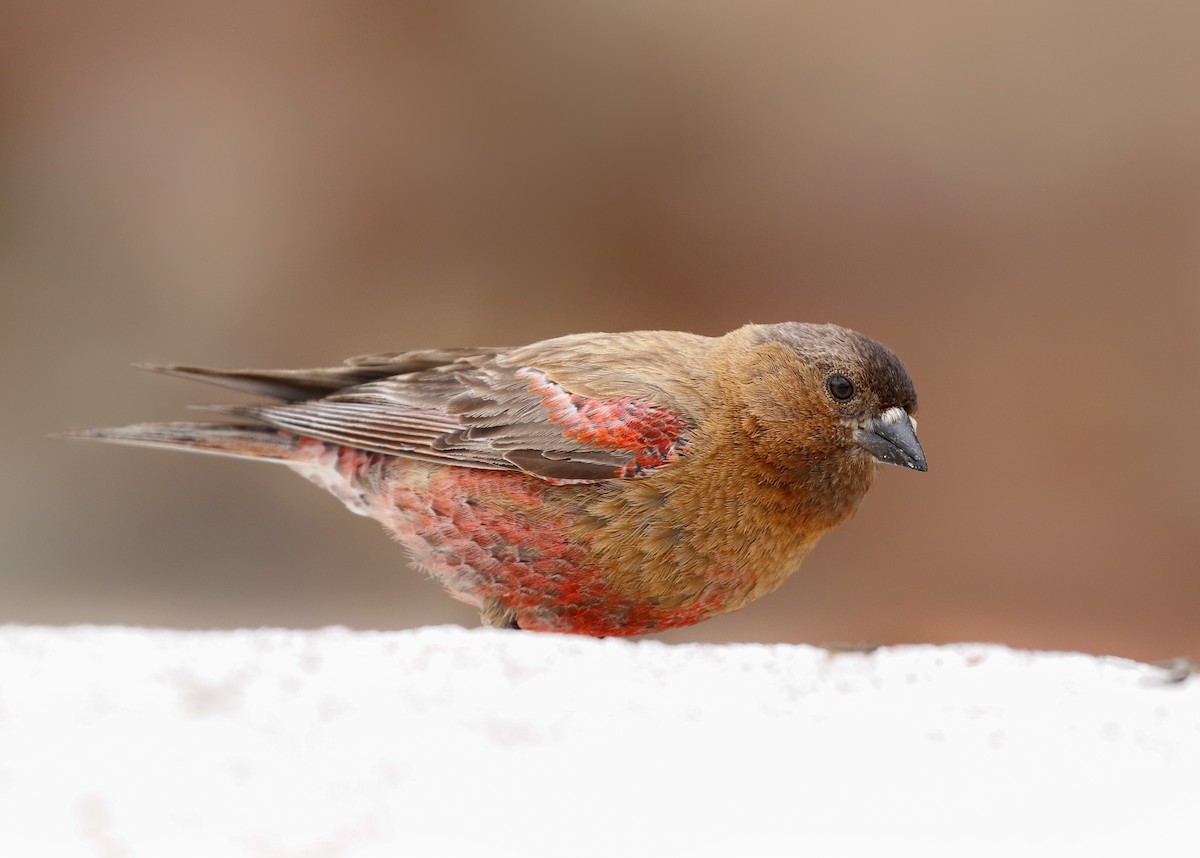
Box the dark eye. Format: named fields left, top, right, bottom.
left=827, top=374, right=855, bottom=401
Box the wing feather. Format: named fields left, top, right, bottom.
left=172, top=341, right=695, bottom=483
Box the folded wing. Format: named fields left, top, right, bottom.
left=163, top=347, right=692, bottom=484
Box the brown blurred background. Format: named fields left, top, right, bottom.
left=3, top=2, right=1198, bottom=660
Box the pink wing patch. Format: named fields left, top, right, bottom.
left=515, top=368, right=688, bottom=479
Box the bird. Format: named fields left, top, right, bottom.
left=63, top=322, right=926, bottom=636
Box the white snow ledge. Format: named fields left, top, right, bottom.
left=1, top=626, right=1196, bottom=857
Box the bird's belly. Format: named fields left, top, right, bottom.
left=386, top=466, right=731, bottom=635
left=293, top=444, right=787, bottom=636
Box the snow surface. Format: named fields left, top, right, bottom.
left=0, top=625, right=1196, bottom=857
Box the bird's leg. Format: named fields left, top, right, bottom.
left=820, top=642, right=880, bottom=655
left=480, top=599, right=520, bottom=630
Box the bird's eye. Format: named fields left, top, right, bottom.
left=827, top=374, right=855, bottom=401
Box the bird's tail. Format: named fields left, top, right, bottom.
left=57, top=422, right=303, bottom=463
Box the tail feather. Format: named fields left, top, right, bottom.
left=56, top=423, right=302, bottom=463
left=134, top=364, right=395, bottom=402
left=135, top=349, right=497, bottom=402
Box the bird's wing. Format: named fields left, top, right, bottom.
left=219, top=352, right=693, bottom=483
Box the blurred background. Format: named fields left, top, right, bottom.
left=3, top=2, right=1198, bottom=660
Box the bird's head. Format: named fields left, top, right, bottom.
left=729, top=322, right=927, bottom=474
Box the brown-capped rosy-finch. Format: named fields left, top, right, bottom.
left=66, top=323, right=926, bottom=636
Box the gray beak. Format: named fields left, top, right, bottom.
left=854, top=407, right=927, bottom=472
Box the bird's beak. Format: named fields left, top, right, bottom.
left=854, top=407, right=927, bottom=472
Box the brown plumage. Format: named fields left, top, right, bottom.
left=64, top=323, right=926, bottom=636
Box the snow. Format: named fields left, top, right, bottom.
left=0, top=625, right=1196, bottom=857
